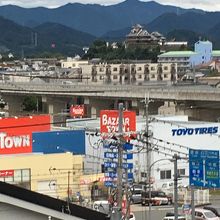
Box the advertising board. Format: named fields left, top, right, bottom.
left=0, top=169, right=14, bottom=177
left=100, top=110, right=136, bottom=134
left=0, top=115, right=51, bottom=155
left=70, top=105, right=85, bottom=118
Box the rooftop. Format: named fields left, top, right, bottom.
left=212, top=50, right=220, bottom=56
left=158, top=51, right=197, bottom=58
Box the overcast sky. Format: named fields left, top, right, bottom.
left=0, top=0, right=219, bottom=12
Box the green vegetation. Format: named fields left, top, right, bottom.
left=22, top=96, right=41, bottom=112
left=82, top=40, right=160, bottom=62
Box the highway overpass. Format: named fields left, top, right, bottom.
left=0, top=81, right=220, bottom=121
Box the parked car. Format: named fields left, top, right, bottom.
left=203, top=206, right=220, bottom=217
left=141, top=190, right=172, bottom=206
left=194, top=208, right=219, bottom=220
left=130, top=187, right=142, bottom=204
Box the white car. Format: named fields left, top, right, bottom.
left=195, top=208, right=219, bottom=220
left=129, top=212, right=135, bottom=220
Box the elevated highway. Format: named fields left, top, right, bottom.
left=0, top=81, right=220, bottom=121
left=0, top=81, right=220, bottom=101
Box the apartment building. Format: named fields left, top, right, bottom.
left=79, top=62, right=177, bottom=84
left=158, top=40, right=220, bottom=74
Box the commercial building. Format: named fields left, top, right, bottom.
left=67, top=115, right=220, bottom=191
left=136, top=115, right=220, bottom=189
left=0, top=153, right=83, bottom=200
left=0, top=115, right=105, bottom=202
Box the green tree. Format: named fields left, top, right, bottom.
left=22, top=96, right=38, bottom=112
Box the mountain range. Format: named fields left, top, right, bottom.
left=0, top=0, right=220, bottom=56
left=0, top=0, right=202, bottom=36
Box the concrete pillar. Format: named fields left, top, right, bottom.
left=158, top=101, right=177, bottom=115
left=85, top=97, right=115, bottom=118
left=42, top=96, right=69, bottom=125
left=2, top=94, right=24, bottom=116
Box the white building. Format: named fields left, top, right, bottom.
left=144, top=116, right=220, bottom=189
left=61, top=57, right=88, bottom=69
left=158, top=40, right=220, bottom=75
left=66, top=115, right=220, bottom=191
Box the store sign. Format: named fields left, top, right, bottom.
left=0, top=169, right=14, bottom=177
left=70, top=105, right=85, bottom=118
left=100, top=110, right=136, bottom=133
left=0, top=115, right=51, bottom=155
left=172, top=126, right=218, bottom=136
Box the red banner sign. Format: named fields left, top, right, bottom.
left=70, top=105, right=85, bottom=118
left=0, top=169, right=14, bottom=177
left=100, top=110, right=136, bottom=134
left=0, top=115, right=51, bottom=155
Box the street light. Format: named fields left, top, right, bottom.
left=148, top=155, right=188, bottom=220
left=148, top=158, right=173, bottom=220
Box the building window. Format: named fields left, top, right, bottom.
left=138, top=67, right=142, bottom=71
left=113, top=67, right=117, bottom=71
left=164, top=66, right=168, bottom=71
left=151, top=74, right=155, bottom=78
left=164, top=74, right=168, bottom=78
left=151, top=66, right=156, bottom=71
left=1, top=168, right=31, bottom=190
left=178, top=169, right=185, bottom=176
left=160, top=170, right=171, bottom=179
left=138, top=75, right=142, bottom=79
left=99, top=67, right=104, bottom=72
left=113, top=75, right=118, bottom=79
left=99, top=76, right=104, bottom=80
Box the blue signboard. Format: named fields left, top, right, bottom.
left=104, top=142, right=134, bottom=187
left=105, top=172, right=133, bottom=180
left=32, top=130, right=85, bottom=154
left=104, top=162, right=133, bottom=169
left=104, top=152, right=133, bottom=160
left=104, top=181, right=116, bottom=188
left=127, top=173, right=133, bottom=180
left=189, top=149, right=219, bottom=188
left=103, top=142, right=133, bottom=150
left=105, top=172, right=117, bottom=178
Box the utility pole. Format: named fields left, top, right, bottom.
left=173, top=154, right=179, bottom=220
left=191, top=186, right=195, bottom=220
left=144, top=93, right=152, bottom=220
left=116, top=103, right=124, bottom=219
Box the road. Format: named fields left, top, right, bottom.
left=131, top=204, right=174, bottom=220
left=130, top=194, right=220, bottom=220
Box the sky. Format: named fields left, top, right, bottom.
left=0, top=0, right=219, bottom=12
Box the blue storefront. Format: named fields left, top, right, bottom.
left=32, top=130, right=85, bottom=154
